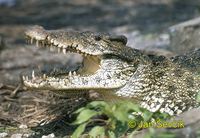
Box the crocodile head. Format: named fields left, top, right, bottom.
left=23, top=26, right=143, bottom=90
left=22, top=26, right=200, bottom=115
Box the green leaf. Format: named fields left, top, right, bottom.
left=88, top=101, right=110, bottom=111
left=88, top=101, right=114, bottom=116
left=143, top=111, right=153, bottom=121
left=113, top=109, right=129, bottom=123
left=112, top=103, right=129, bottom=120
left=108, top=130, right=116, bottom=138
left=114, top=121, right=129, bottom=137
left=73, top=107, right=87, bottom=114
left=88, top=101, right=108, bottom=108
left=71, top=100, right=173, bottom=138
left=125, top=102, right=141, bottom=112
left=72, top=109, right=98, bottom=125
left=89, top=126, right=105, bottom=137
left=152, top=111, right=170, bottom=120
left=112, top=102, right=141, bottom=123
left=157, top=132, right=176, bottom=138
left=72, top=123, right=87, bottom=138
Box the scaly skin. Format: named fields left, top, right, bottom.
left=22, top=25, right=200, bottom=115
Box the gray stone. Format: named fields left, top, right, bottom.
left=0, top=133, right=8, bottom=138
left=11, top=134, right=22, bottom=138
left=169, top=17, right=200, bottom=54
left=42, top=133, right=55, bottom=138
left=19, top=124, right=28, bottom=129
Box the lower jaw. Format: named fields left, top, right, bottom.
left=23, top=76, right=125, bottom=90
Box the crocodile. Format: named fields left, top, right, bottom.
left=22, top=25, right=200, bottom=116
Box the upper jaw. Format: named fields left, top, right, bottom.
left=25, top=25, right=48, bottom=41
left=23, top=26, right=135, bottom=90
left=25, top=26, right=130, bottom=58
left=25, top=25, right=104, bottom=56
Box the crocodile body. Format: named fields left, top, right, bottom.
left=23, top=25, right=200, bottom=115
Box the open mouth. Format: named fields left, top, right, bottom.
left=23, top=31, right=101, bottom=83
left=22, top=26, right=129, bottom=90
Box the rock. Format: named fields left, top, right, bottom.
left=169, top=17, right=200, bottom=54
left=0, top=0, right=16, bottom=7
left=42, top=133, right=55, bottom=138
left=0, top=132, right=8, bottom=138
left=11, top=134, right=22, bottom=138
left=19, top=124, right=28, bottom=129
left=0, top=35, right=5, bottom=52
left=22, top=134, right=30, bottom=137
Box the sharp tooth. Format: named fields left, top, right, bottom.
left=22, top=76, right=25, bottom=80
left=69, top=71, right=72, bottom=76
left=43, top=74, right=46, bottom=79
left=58, top=44, right=62, bottom=48
left=47, top=36, right=51, bottom=41
left=63, top=49, right=66, bottom=54
left=26, top=76, right=29, bottom=80
left=32, top=70, right=35, bottom=78
left=58, top=48, right=61, bottom=53
left=31, top=38, right=34, bottom=44
left=64, top=45, right=68, bottom=48
left=54, top=40, right=59, bottom=46
left=36, top=40, right=39, bottom=47
left=42, top=41, right=45, bottom=46
left=73, top=71, right=76, bottom=75
left=84, top=53, right=87, bottom=56
left=51, top=39, right=54, bottom=44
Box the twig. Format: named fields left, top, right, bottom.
left=10, top=83, right=22, bottom=98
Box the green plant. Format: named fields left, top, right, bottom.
left=71, top=101, right=171, bottom=138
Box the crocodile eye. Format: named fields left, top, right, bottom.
left=109, top=35, right=127, bottom=45
left=94, top=35, right=101, bottom=41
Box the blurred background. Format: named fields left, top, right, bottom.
left=0, top=0, right=200, bottom=46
